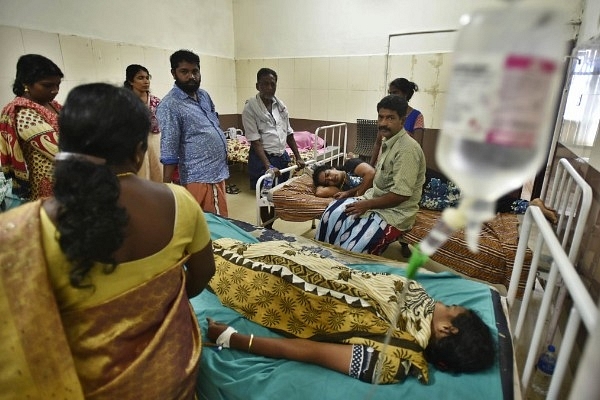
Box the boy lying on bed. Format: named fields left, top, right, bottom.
left=204, top=238, right=495, bottom=385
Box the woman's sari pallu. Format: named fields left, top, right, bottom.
left=0, top=201, right=201, bottom=400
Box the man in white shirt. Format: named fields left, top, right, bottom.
left=242, top=68, right=305, bottom=227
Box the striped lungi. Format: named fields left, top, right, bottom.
left=316, top=198, right=403, bottom=255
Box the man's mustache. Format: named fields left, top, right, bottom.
left=378, top=126, right=390, bottom=131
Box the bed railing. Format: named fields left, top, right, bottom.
left=506, top=206, right=598, bottom=399
left=541, top=158, right=592, bottom=345
left=255, top=123, right=348, bottom=226
left=546, top=158, right=592, bottom=263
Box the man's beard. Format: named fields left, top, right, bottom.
left=175, top=79, right=200, bottom=94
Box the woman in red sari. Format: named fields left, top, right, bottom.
left=0, top=54, right=63, bottom=201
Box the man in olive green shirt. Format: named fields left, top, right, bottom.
left=316, top=95, right=426, bottom=255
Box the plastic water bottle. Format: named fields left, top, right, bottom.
left=260, top=168, right=275, bottom=197
left=431, top=4, right=568, bottom=252
left=529, top=345, right=557, bottom=400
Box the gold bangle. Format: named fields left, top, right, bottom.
left=248, top=334, right=254, bottom=351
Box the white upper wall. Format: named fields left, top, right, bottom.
left=233, top=0, right=583, bottom=58
left=0, top=0, right=235, bottom=58
left=0, top=0, right=591, bottom=122
left=0, top=0, right=586, bottom=62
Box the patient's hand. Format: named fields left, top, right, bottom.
left=206, top=318, right=230, bottom=342
left=333, top=190, right=352, bottom=199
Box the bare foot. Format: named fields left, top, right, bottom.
left=530, top=198, right=558, bottom=225
left=206, top=318, right=230, bottom=342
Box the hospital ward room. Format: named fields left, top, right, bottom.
left=1, top=0, right=600, bottom=399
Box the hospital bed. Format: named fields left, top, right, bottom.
left=226, top=127, right=337, bottom=166
left=191, top=209, right=599, bottom=399
left=254, top=123, right=348, bottom=227
left=262, top=163, right=533, bottom=296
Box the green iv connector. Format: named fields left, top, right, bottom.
left=406, top=244, right=429, bottom=279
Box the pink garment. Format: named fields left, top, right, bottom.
left=235, top=131, right=324, bottom=152
left=292, top=131, right=325, bottom=151
left=148, top=94, right=161, bottom=133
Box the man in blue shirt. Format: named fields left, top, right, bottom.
left=157, top=49, right=229, bottom=216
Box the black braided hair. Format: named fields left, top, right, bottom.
left=55, top=83, right=150, bottom=287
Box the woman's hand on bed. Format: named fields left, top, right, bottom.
left=296, top=159, right=306, bottom=170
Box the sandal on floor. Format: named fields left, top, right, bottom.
left=226, top=184, right=240, bottom=194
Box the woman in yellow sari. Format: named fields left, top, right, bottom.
left=0, top=54, right=63, bottom=201
left=0, top=83, right=215, bottom=399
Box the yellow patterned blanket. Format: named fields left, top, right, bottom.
left=209, top=238, right=435, bottom=384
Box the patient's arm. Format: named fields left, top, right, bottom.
left=207, top=319, right=353, bottom=376
left=352, top=162, right=375, bottom=196
left=315, top=185, right=341, bottom=198
left=344, top=192, right=407, bottom=217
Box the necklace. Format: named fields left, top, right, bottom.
left=116, top=172, right=136, bottom=178
left=339, top=172, right=347, bottom=189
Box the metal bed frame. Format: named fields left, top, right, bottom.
left=506, top=205, right=598, bottom=399
left=539, top=158, right=592, bottom=345
left=255, top=123, right=348, bottom=227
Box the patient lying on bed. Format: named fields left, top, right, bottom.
left=312, top=158, right=375, bottom=198
left=205, top=238, right=495, bottom=385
